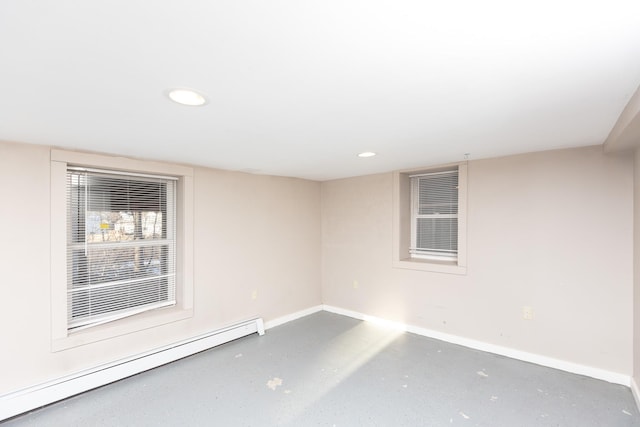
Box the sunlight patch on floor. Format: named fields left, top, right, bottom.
left=278, top=320, right=403, bottom=424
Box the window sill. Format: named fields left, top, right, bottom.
left=51, top=306, right=193, bottom=352
left=393, top=257, right=467, bottom=275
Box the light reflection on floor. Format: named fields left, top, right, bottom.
left=278, top=319, right=403, bottom=424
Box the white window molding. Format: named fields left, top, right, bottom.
left=393, top=162, right=467, bottom=275
left=50, top=149, right=194, bottom=351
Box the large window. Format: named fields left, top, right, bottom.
left=51, top=149, right=194, bottom=350
left=66, top=168, right=177, bottom=331
left=393, top=163, right=467, bottom=274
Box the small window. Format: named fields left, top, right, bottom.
left=66, top=167, right=177, bottom=331
left=393, top=163, right=467, bottom=274
left=410, top=170, right=458, bottom=261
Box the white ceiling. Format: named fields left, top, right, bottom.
left=1, top=1, right=639, bottom=181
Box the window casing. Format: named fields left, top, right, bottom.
left=51, top=149, right=194, bottom=351
left=66, top=168, right=177, bottom=331
left=393, top=163, right=467, bottom=275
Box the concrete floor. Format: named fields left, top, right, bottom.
left=5, top=311, right=640, bottom=426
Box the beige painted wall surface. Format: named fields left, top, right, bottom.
left=0, top=140, right=321, bottom=394
left=634, top=148, right=640, bottom=386
left=321, top=146, right=634, bottom=374
left=192, top=167, right=322, bottom=325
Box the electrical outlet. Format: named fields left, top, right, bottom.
left=353, top=280, right=359, bottom=289
left=251, top=290, right=258, bottom=300
left=523, top=306, right=533, bottom=320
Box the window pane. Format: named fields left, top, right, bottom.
left=69, top=276, right=171, bottom=321
left=416, top=217, right=458, bottom=253
left=69, top=244, right=169, bottom=287
left=418, top=173, right=458, bottom=215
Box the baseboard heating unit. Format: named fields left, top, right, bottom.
left=0, top=318, right=265, bottom=421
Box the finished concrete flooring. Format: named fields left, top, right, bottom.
left=5, top=311, right=639, bottom=426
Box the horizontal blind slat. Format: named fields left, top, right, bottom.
left=67, top=273, right=176, bottom=293
left=68, top=301, right=175, bottom=331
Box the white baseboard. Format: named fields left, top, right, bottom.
left=0, top=318, right=263, bottom=422
left=322, top=305, right=631, bottom=387
left=631, top=377, right=640, bottom=411
left=264, top=305, right=323, bottom=330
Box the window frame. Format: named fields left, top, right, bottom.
left=51, top=149, right=194, bottom=351
left=393, top=162, right=467, bottom=275
left=65, top=168, right=178, bottom=331
left=410, top=169, right=459, bottom=261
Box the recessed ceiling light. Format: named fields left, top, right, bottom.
left=166, top=88, right=208, bottom=106
left=358, top=152, right=377, bottom=158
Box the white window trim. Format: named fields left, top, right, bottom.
left=51, top=149, right=194, bottom=351
left=392, top=162, right=467, bottom=275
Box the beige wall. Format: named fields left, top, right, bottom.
left=0, top=139, right=635, bottom=394
left=321, top=145, right=634, bottom=374
left=634, top=148, right=640, bottom=387
left=605, top=81, right=640, bottom=390
left=0, top=140, right=321, bottom=394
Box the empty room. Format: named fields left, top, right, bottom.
left=1, top=1, right=640, bottom=426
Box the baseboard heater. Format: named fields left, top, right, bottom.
left=0, top=318, right=265, bottom=422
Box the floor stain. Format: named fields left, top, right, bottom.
left=266, top=377, right=283, bottom=390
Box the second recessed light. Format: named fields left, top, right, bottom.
left=166, top=88, right=208, bottom=106
left=358, top=152, right=377, bottom=158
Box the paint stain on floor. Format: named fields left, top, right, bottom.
left=266, top=377, right=283, bottom=391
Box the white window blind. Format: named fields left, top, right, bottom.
left=66, top=168, right=177, bottom=331
left=410, top=169, right=458, bottom=260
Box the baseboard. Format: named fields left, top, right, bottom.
left=631, top=377, right=640, bottom=411
left=264, top=305, right=324, bottom=330
left=0, top=318, right=264, bottom=422
left=322, top=305, right=631, bottom=387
